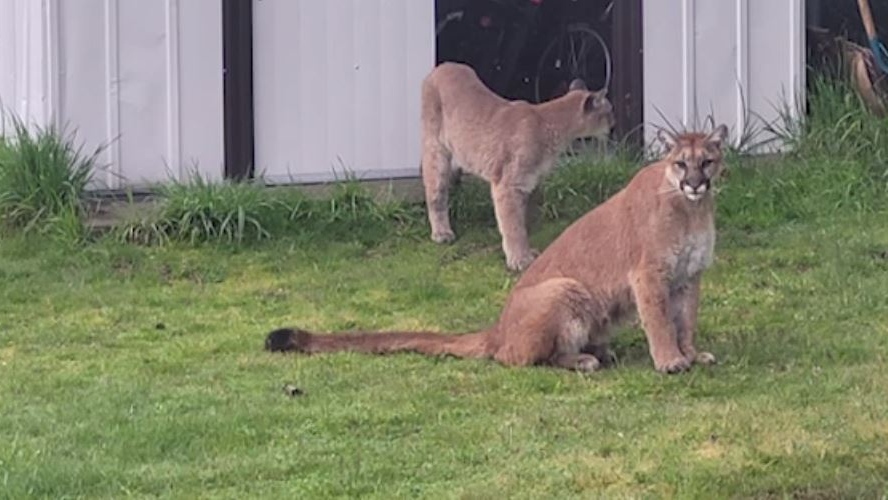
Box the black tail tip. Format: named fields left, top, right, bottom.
left=265, top=328, right=309, bottom=352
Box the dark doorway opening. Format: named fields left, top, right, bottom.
left=222, top=0, right=255, bottom=180
left=805, top=0, right=888, bottom=115
left=434, top=0, right=643, bottom=145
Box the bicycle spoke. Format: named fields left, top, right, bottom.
left=576, top=35, right=591, bottom=79
left=569, top=34, right=579, bottom=74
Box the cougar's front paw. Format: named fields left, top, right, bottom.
left=506, top=249, right=539, bottom=272
left=654, top=355, right=692, bottom=374
left=431, top=230, right=455, bottom=244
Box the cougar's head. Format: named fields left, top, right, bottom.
left=657, top=124, right=729, bottom=202
left=568, top=79, right=614, bottom=139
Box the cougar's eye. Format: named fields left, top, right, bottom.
left=701, top=159, right=714, bottom=168
left=675, top=161, right=687, bottom=170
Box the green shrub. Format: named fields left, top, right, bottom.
left=0, top=114, right=100, bottom=237
left=115, top=174, right=289, bottom=245
left=115, top=174, right=425, bottom=247
left=718, top=77, right=888, bottom=230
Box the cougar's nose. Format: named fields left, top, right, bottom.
left=682, top=177, right=710, bottom=192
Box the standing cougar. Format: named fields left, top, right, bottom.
left=265, top=125, right=729, bottom=375
left=420, top=62, right=614, bottom=272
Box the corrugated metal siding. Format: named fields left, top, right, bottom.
left=57, top=0, right=225, bottom=189
left=4, top=0, right=807, bottom=189
left=253, top=0, right=435, bottom=184
left=0, top=0, right=54, bottom=127
left=642, top=0, right=806, bottom=150
left=0, top=0, right=225, bottom=190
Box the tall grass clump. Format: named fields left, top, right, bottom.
left=0, top=113, right=99, bottom=237
left=116, top=173, right=426, bottom=247
left=717, top=76, right=888, bottom=230
left=116, top=174, right=288, bottom=245
left=540, top=147, right=640, bottom=221
left=790, top=76, right=888, bottom=163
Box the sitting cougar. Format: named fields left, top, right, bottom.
left=266, top=125, right=728, bottom=374
left=420, top=62, right=614, bottom=271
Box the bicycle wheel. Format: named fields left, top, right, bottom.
left=534, top=23, right=612, bottom=103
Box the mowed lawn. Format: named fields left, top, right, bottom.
left=1, top=181, right=888, bottom=497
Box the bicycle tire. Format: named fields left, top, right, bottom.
left=533, top=23, right=612, bottom=103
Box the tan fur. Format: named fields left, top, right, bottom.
left=420, top=62, right=614, bottom=271
left=266, top=126, right=729, bottom=375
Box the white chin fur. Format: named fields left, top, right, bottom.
left=682, top=187, right=705, bottom=201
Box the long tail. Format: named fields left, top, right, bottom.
left=265, top=327, right=491, bottom=359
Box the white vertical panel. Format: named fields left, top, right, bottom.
left=0, top=0, right=14, bottom=119
left=377, top=2, right=409, bottom=173
left=694, top=0, right=736, bottom=127
left=353, top=1, right=383, bottom=174
left=103, top=0, right=122, bottom=188
left=680, top=0, right=697, bottom=125
left=177, top=0, right=224, bottom=181
left=116, top=0, right=167, bottom=186
left=1, top=0, right=223, bottom=189
left=642, top=0, right=683, bottom=140
left=326, top=1, right=355, bottom=176
left=43, top=0, right=61, bottom=129
left=735, top=0, right=749, bottom=135
left=789, top=0, right=806, bottom=115
left=53, top=0, right=223, bottom=189
left=165, top=0, right=181, bottom=179
left=0, top=0, right=54, bottom=128
left=644, top=0, right=805, bottom=152
left=55, top=0, right=110, bottom=187
left=747, top=0, right=791, bottom=128
left=254, top=0, right=435, bottom=184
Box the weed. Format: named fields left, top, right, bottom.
left=115, top=173, right=287, bottom=245
left=0, top=113, right=101, bottom=237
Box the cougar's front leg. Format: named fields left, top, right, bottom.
left=490, top=183, right=536, bottom=272
left=631, top=270, right=691, bottom=374
left=673, top=275, right=716, bottom=366
left=421, top=148, right=455, bottom=244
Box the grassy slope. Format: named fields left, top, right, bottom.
left=1, top=154, right=888, bottom=498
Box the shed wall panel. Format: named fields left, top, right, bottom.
left=0, top=0, right=53, bottom=127
left=643, top=0, right=805, bottom=151
left=13, top=0, right=227, bottom=190
left=253, top=0, right=435, bottom=184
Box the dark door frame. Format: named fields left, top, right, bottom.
left=611, top=0, right=644, bottom=148
left=222, top=0, right=255, bottom=180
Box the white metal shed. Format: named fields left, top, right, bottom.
left=0, top=0, right=805, bottom=191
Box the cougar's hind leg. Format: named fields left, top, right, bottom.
left=550, top=353, right=602, bottom=373
left=422, top=147, right=455, bottom=244
left=493, top=278, right=606, bottom=373
left=582, top=342, right=617, bottom=367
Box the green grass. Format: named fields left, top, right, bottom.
left=2, top=79, right=888, bottom=498
left=1, top=204, right=887, bottom=499
left=114, top=174, right=423, bottom=248
left=0, top=114, right=99, bottom=240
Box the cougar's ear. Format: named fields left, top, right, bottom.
left=593, top=88, right=609, bottom=107
left=582, top=93, right=597, bottom=113
left=706, top=124, right=729, bottom=150
left=656, top=128, right=678, bottom=151
left=568, top=78, right=588, bottom=92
